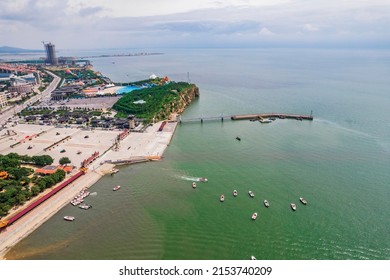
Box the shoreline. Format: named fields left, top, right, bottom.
left=0, top=121, right=177, bottom=259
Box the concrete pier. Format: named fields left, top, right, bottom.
left=230, top=113, right=313, bottom=121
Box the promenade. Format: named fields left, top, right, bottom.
left=0, top=121, right=177, bottom=258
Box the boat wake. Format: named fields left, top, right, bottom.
left=177, top=175, right=206, bottom=182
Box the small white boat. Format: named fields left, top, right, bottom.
left=220, top=194, right=225, bottom=202
left=299, top=197, right=307, bottom=205
left=251, top=212, right=258, bottom=220
left=64, top=216, right=75, bottom=221
left=264, top=200, right=270, bottom=208
left=259, top=118, right=272, bottom=123
left=233, top=190, right=238, bottom=197
left=111, top=168, right=119, bottom=175
left=79, top=204, right=92, bottom=210
left=192, top=182, right=197, bottom=188
left=199, top=177, right=208, bottom=182
left=249, top=191, right=255, bottom=198
left=251, top=255, right=257, bottom=260
left=291, top=203, right=297, bottom=211
left=113, top=185, right=121, bottom=191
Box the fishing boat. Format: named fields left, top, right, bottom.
left=220, top=194, right=225, bottom=202
left=264, top=200, right=270, bottom=208
left=79, top=204, right=92, bottom=210
left=192, top=182, right=197, bottom=188
left=259, top=118, right=272, bottom=123
left=64, top=216, right=75, bottom=221
left=199, top=177, right=208, bottom=182
left=290, top=203, right=297, bottom=211
left=233, top=190, right=238, bottom=197
left=113, top=185, right=121, bottom=191
left=249, top=191, right=255, bottom=198
left=299, top=197, right=307, bottom=205
left=251, top=212, right=258, bottom=220
left=111, top=168, right=119, bottom=175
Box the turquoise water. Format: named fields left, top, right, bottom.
left=4, top=48, right=390, bottom=260
left=115, top=85, right=142, bottom=95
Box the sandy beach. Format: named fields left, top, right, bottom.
left=0, top=120, right=177, bottom=259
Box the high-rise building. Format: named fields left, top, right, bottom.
left=43, top=42, right=58, bottom=65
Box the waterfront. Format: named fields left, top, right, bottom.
left=4, top=48, right=390, bottom=260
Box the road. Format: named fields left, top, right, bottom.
left=0, top=70, right=60, bottom=126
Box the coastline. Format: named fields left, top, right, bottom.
left=0, top=121, right=177, bottom=259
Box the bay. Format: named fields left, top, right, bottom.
left=5, top=48, right=390, bottom=260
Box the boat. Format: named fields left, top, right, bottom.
left=192, top=182, right=197, bottom=188
left=290, top=203, right=297, bottom=211
left=220, top=194, right=225, bottom=202
left=113, top=185, right=121, bottom=191
left=299, top=197, right=307, bottom=205
left=248, top=191, right=255, bottom=198
left=236, top=136, right=241, bottom=141
left=64, top=216, right=75, bottom=221
left=199, top=177, right=208, bottom=182
left=264, top=200, right=270, bottom=208
left=251, top=256, right=257, bottom=260
left=251, top=212, right=258, bottom=220
left=259, top=118, right=272, bottom=123
left=111, top=168, right=119, bottom=175
left=233, top=190, right=238, bottom=197
left=79, top=204, right=92, bottom=210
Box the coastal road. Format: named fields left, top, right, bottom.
left=0, top=70, right=60, bottom=126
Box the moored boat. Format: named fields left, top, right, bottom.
left=264, top=200, right=270, bottom=208
left=64, top=216, right=75, bottom=221
left=111, top=168, right=119, bottom=175
left=251, top=212, right=258, bottom=220
left=220, top=194, right=225, bottom=202
left=233, top=190, right=238, bottom=197
left=192, top=182, right=197, bottom=188
left=251, top=256, right=257, bottom=260
left=248, top=191, right=255, bottom=198
left=113, top=185, right=121, bottom=191
left=299, top=197, right=307, bottom=205
left=290, top=203, right=297, bottom=211
left=79, top=204, right=92, bottom=210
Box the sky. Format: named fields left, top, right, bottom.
left=1, top=0, right=389, bottom=50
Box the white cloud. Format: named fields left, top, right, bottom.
left=1, top=0, right=389, bottom=49
left=259, top=27, right=275, bottom=36
left=304, top=24, right=319, bottom=32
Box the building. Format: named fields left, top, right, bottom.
left=0, top=92, right=8, bottom=108
left=8, top=84, right=32, bottom=94
left=51, top=85, right=82, bottom=100
left=44, top=42, right=58, bottom=65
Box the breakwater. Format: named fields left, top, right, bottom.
left=179, top=112, right=313, bottom=123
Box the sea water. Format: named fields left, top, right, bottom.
left=5, top=48, right=390, bottom=260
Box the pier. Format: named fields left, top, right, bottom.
left=179, top=112, right=313, bottom=123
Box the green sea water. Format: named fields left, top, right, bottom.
left=4, top=48, right=390, bottom=260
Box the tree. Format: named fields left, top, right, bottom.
left=31, top=155, right=53, bottom=166
left=59, top=157, right=71, bottom=165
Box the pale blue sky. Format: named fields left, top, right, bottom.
left=1, top=0, right=389, bottom=49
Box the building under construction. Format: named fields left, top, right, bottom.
left=43, top=42, right=58, bottom=65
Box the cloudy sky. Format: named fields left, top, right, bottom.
left=1, top=0, right=389, bottom=50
